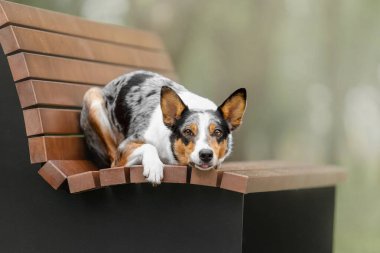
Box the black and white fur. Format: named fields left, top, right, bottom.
left=81, top=70, right=247, bottom=184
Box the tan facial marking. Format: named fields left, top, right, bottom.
left=174, top=138, right=195, bottom=165
left=113, top=141, right=144, bottom=167
left=208, top=123, right=227, bottom=159
left=209, top=123, right=216, bottom=134
left=189, top=123, right=198, bottom=135
left=209, top=138, right=228, bottom=160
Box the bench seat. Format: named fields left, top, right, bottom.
left=38, top=160, right=346, bottom=193
left=0, top=1, right=346, bottom=252
left=0, top=0, right=346, bottom=195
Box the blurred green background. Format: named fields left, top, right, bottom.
left=11, top=0, right=380, bottom=252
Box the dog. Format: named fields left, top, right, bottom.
left=80, top=70, right=247, bottom=185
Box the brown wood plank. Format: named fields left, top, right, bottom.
left=0, top=26, right=174, bottom=71
left=28, top=136, right=86, bottom=163
left=99, top=167, right=130, bottom=187
left=162, top=165, right=188, bottom=183
left=190, top=168, right=221, bottom=187
left=220, top=163, right=347, bottom=193
left=7, top=53, right=177, bottom=85
left=219, top=172, right=248, bottom=193
left=16, top=80, right=93, bottom=108
left=8, top=52, right=133, bottom=84
left=38, top=160, right=97, bottom=190
left=67, top=171, right=101, bottom=193
left=37, top=160, right=346, bottom=193
left=130, top=165, right=187, bottom=184
left=0, top=0, right=164, bottom=50
left=23, top=108, right=81, bottom=136
left=188, top=161, right=294, bottom=189
left=220, top=160, right=309, bottom=171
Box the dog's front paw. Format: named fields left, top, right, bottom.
left=142, top=156, right=164, bottom=185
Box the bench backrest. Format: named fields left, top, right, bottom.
left=0, top=0, right=176, bottom=165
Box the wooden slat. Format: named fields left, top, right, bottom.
left=99, top=167, right=130, bottom=187
left=0, top=0, right=164, bottom=50
left=35, top=161, right=345, bottom=194
left=28, top=136, right=86, bottom=163
left=220, top=160, right=308, bottom=171
left=0, top=26, right=174, bottom=71
left=188, top=161, right=271, bottom=187
left=8, top=52, right=132, bottom=84
left=67, top=171, right=101, bottom=193
left=38, top=160, right=97, bottom=190
left=162, top=165, right=188, bottom=184
left=23, top=108, right=81, bottom=136
left=220, top=163, right=347, bottom=194
left=219, top=172, right=248, bottom=193
left=130, top=165, right=188, bottom=184
left=7, top=53, right=176, bottom=85
left=190, top=168, right=221, bottom=187
left=16, top=80, right=93, bottom=108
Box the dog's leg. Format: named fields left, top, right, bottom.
left=83, top=87, right=117, bottom=164
left=114, top=140, right=164, bottom=184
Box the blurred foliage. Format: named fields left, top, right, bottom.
left=11, top=0, right=380, bottom=252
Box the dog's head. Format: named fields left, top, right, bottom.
left=161, top=86, right=247, bottom=170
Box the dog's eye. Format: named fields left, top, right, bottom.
left=213, top=129, right=223, bottom=137
left=183, top=129, right=194, bottom=137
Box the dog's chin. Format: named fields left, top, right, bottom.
left=189, top=162, right=218, bottom=171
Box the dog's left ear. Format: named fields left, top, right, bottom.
left=161, top=86, right=187, bottom=127
left=218, top=88, right=247, bottom=131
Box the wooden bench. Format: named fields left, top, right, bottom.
left=0, top=1, right=346, bottom=253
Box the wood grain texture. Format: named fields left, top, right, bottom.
left=36, top=160, right=345, bottom=194
left=8, top=52, right=133, bottom=84
left=16, top=80, right=93, bottom=108
left=28, top=136, right=86, bottom=163
left=190, top=168, right=221, bottom=187
left=7, top=53, right=176, bottom=84
left=130, top=165, right=187, bottom=184
left=0, top=0, right=164, bottom=50
left=0, top=26, right=174, bottom=71
left=67, top=171, right=100, bottom=193
left=38, top=160, right=97, bottom=189
left=220, top=162, right=347, bottom=193
left=162, top=165, right=188, bottom=183
left=99, top=167, right=130, bottom=187
left=220, top=160, right=309, bottom=171
left=219, top=172, right=248, bottom=193
left=23, top=108, right=81, bottom=136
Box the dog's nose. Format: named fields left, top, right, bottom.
left=199, top=149, right=213, bottom=163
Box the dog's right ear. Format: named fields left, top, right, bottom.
left=160, top=86, right=187, bottom=127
